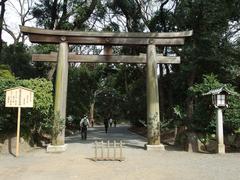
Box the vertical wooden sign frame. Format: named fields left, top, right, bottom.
left=4, top=86, right=34, bottom=157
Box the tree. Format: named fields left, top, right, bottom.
left=166, top=0, right=240, bottom=127
left=1, top=43, right=35, bottom=79
left=0, top=0, right=8, bottom=56
left=67, top=63, right=114, bottom=123
left=0, top=64, right=14, bottom=79
left=0, top=78, right=53, bottom=145
left=2, top=0, right=35, bottom=45
left=31, top=0, right=102, bottom=80
left=189, top=74, right=240, bottom=135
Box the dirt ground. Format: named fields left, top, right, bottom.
left=0, top=125, right=240, bottom=180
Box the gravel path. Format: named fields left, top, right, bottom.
left=0, top=125, right=240, bottom=180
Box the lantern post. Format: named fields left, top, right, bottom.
left=203, top=86, right=231, bottom=154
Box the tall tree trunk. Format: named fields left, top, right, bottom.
left=0, top=0, right=7, bottom=58
left=159, top=64, right=165, bottom=122
left=185, top=38, right=197, bottom=126
left=73, top=0, right=98, bottom=29
left=174, top=70, right=196, bottom=145
left=57, top=0, right=68, bottom=29
left=44, top=0, right=59, bottom=80
left=124, top=65, right=129, bottom=94
left=50, top=0, right=59, bottom=29
left=186, top=70, right=196, bottom=124
left=47, top=63, right=57, bottom=81
left=165, top=64, right=173, bottom=114
left=89, top=101, right=95, bottom=127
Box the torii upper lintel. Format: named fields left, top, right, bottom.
left=20, top=26, right=193, bottom=45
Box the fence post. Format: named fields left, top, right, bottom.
left=101, top=141, right=103, bottom=160
left=94, top=141, right=97, bottom=161
left=107, top=140, right=110, bottom=160
left=113, top=140, right=116, bottom=160
left=120, top=140, right=122, bottom=161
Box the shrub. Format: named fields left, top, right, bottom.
left=0, top=78, right=53, bottom=146
left=189, top=74, right=240, bottom=135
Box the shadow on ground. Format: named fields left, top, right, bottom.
left=66, top=125, right=146, bottom=146
left=65, top=125, right=184, bottom=151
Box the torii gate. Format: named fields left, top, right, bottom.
left=21, top=26, right=192, bottom=151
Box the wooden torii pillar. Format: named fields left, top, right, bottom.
left=53, top=40, right=68, bottom=145
left=21, top=26, right=192, bottom=151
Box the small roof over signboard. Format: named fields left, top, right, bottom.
left=4, top=86, right=34, bottom=92
left=202, top=85, right=235, bottom=96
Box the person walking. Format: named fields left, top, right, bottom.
left=104, top=118, right=109, bottom=133
left=109, top=118, right=113, bottom=127
left=80, top=115, right=90, bottom=140
left=113, top=119, right=117, bottom=127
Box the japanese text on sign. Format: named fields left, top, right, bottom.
left=5, top=87, right=34, bottom=108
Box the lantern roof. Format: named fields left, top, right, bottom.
left=202, top=85, right=235, bottom=96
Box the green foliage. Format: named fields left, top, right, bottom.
left=67, top=64, right=106, bottom=118
left=32, top=0, right=61, bottom=29
left=30, top=44, right=58, bottom=78
left=189, top=74, right=224, bottom=134
left=31, top=44, right=57, bottom=54
left=0, top=78, right=53, bottom=145
left=1, top=43, right=35, bottom=79
left=224, top=95, right=240, bottom=132
left=173, top=105, right=186, bottom=127
left=189, top=74, right=240, bottom=135
left=67, top=63, right=124, bottom=123
left=0, top=78, right=17, bottom=133
left=0, top=64, right=15, bottom=80
left=189, top=74, right=223, bottom=96
left=66, top=62, right=148, bottom=126
left=32, top=0, right=101, bottom=30
left=121, top=66, right=146, bottom=126
left=19, top=78, right=53, bottom=144
left=109, top=0, right=144, bottom=32
left=158, top=0, right=240, bottom=134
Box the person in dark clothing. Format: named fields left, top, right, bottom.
left=104, top=118, right=109, bottom=133
left=80, top=115, right=90, bottom=140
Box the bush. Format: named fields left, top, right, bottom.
left=189, top=74, right=240, bottom=135
left=0, top=78, right=53, bottom=146
left=0, top=78, right=17, bottom=133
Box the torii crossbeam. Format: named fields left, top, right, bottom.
left=32, top=52, right=181, bottom=64
left=21, top=26, right=192, bottom=45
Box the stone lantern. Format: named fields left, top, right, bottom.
left=203, top=86, right=231, bottom=154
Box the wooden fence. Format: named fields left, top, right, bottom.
left=94, top=140, right=124, bottom=161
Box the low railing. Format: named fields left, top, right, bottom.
left=94, top=140, right=124, bottom=161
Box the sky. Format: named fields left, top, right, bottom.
left=3, top=0, right=36, bottom=44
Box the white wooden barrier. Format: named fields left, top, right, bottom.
left=94, top=140, right=124, bottom=161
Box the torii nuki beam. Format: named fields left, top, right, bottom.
left=32, top=52, right=181, bottom=64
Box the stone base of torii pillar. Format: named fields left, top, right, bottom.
left=145, top=144, right=165, bottom=151
left=47, top=144, right=68, bottom=153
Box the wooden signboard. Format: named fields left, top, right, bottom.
left=4, top=86, right=34, bottom=157
left=5, top=87, right=34, bottom=108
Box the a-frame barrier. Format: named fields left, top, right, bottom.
left=21, top=26, right=192, bottom=151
